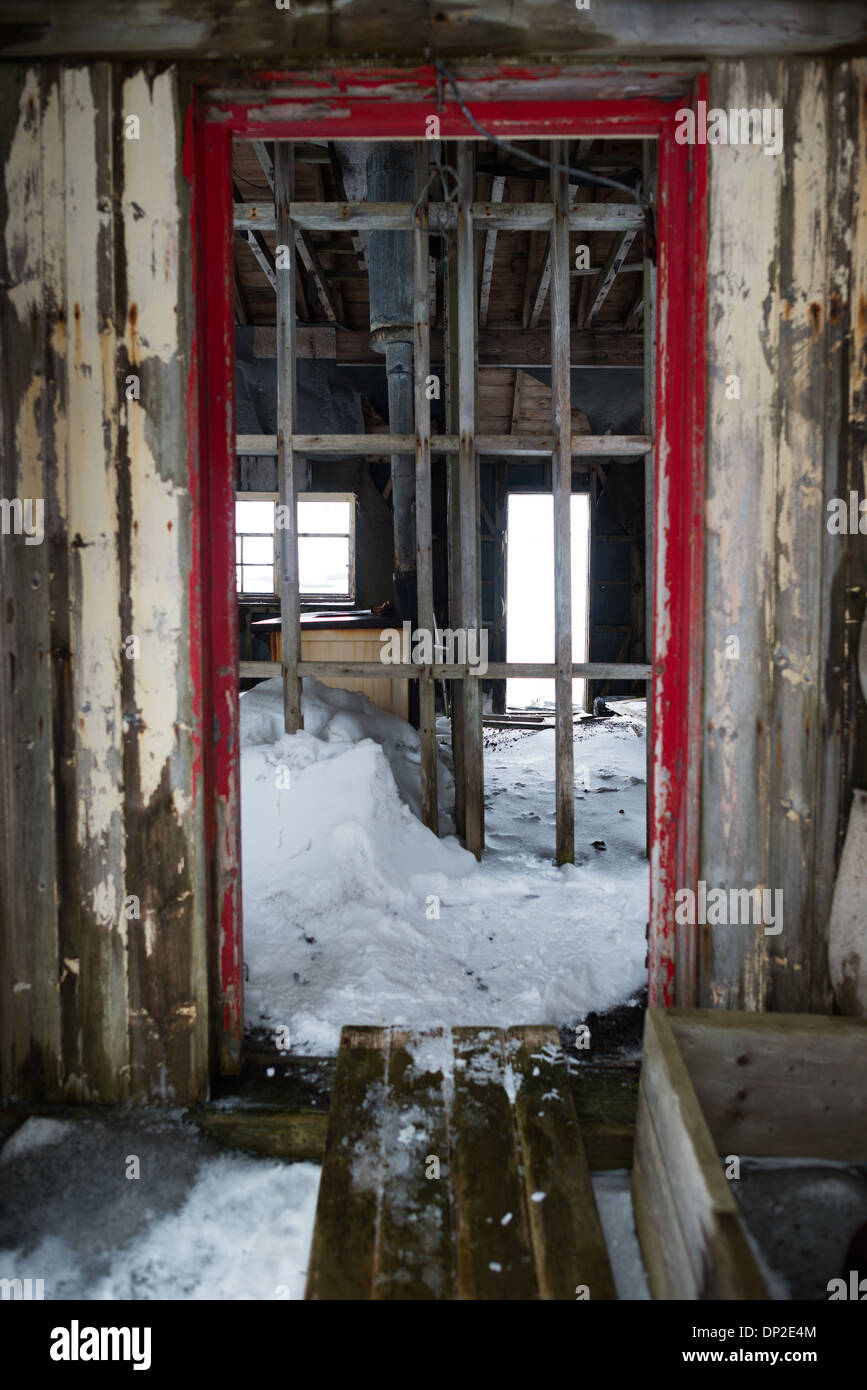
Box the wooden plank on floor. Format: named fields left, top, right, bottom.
left=304, top=1025, right=388, bottom=1299
left=375, top=1028, right=455, bottom=1299
left=450, top=1027, right=536, bottom=1299
left=508, top=1026, right=616, bottom=1300
left=638, top=1009, right=768, bottom=1299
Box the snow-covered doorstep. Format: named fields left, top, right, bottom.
left=241, top=679, right=649, bottom=1054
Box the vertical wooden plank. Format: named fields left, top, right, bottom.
left=631, top=1088, right=699, bottom=1299
left=413, top=144, right=437, bottom=834
left=637, top=1010, right=768, bottom=1299
left=445, top=211, right=465, bottom=838
left=305, top=1026, right=389, bottom=1300
left=492, top=457, right=508, bottom=714
left=844, top=60, right=867, bottom=839
left=451, top=1027, right=536, bottom=1299
left=456, top=142, right=483, bottom=858
left=201, top=116, right=243, bottom=1076
left=508, top=1027, right=616, bottom=1300
left=700, top=60, right=782, bottom=1010
left=120, top=67, right=209, bottom=1102
left=766, top=61, right=829, bottom=1012
left=60, top=64, right=129, bottom=1100
left=0, top=66, right=62, bottom=1100
left=815, top=60, right=859, bottom=1014
left=551, top=141, right=574, bottom=865
left=643, top=139, right=657, bottom=863
left=274, top=142, right=302, bottom=733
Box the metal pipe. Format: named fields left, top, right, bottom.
left=366, top=148, right=417, bottom=621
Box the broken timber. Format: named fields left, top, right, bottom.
left=305, top=1025, right=616, bottom=1301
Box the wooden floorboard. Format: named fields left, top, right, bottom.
left=305, top=1023, right=619, bottom=1300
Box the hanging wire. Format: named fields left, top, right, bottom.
left=429, top=56, right=643, bottom=203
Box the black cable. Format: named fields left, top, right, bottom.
left=430, top=56, right=642, bottom=203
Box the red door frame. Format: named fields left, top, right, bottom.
left=185, top=67, right=708, bottom=1073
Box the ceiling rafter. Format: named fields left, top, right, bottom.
left=252, top=140, right=341, bottom=323
left=582, top=226, right=638, bottom=329
left=478, top=174, right=505, bottom=329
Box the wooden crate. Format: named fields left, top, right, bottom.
left=632, top=1008, right=867, bottom=1300
left=271, top=626, right=409, bottom=720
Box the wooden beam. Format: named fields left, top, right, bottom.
left=522, top=174, right=549, bottom=329
left=235, top=432, right=652, bottom=457
left=233, top=201, right=645, bottom=234
left=327, top=142, right=367, bottom=272
left=624, top=289, right=645, bottom=331
left=234, top=266, right=250, bottom=325
left=239, top=227, right=277, bottom=290
left=274, top=143, right=302, bottom=732
left=551, top=141, right=574, bottom=866
left=528, top=145, right=590, bottom=331
left=251, top=140, right=341, bottom=321
left=240, top=660, right=652, bottom=681
left=583, top=228, right=638, bottom=328
left=413, top=144, right=438, bottom=835
left=252, top=323, right=644, bottom=368
left=478, top=174, right=505, bottom=329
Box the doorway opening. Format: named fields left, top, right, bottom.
left=193, top=70, right=708, bottom=1074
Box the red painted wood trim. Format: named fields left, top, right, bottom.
left=188, top=107, right=244, bottom=1071
left=648, top=75, right=708, bottom=1006
left=188, top=69, right=708, bottom=1065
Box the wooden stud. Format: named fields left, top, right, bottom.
left=274, top=143, right=302, bottom=732
left=456, top=143, right=484, bottom=859
left=551, top=141, right=574, bottom=865
left=413, top=144, right=438, bottom=835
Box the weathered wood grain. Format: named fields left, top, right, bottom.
left=766, top=62, right=829, bottom=1013
left=507, top=1027, right=616, bottom=1300
left=413, top=150, right=438, bottom=835
left=0, top=65, right=61, bottom=1101
left=701, top=59, right=782, bottom=1011
left=120, top=67, right=209, bottom=1104
left=450, top=1027, right=536, bottom=1299
left=456, top=144, right=484, bottom=859
left=305, top=1026, right=389, bottom=1300
left=668, top=1007, right=867, bottom=1160
left=375, top=1029, right=455, bottom=1299
left=2, top=5, right=866, bottom=59
left=631, top=1087, right=700, bottom=1300
left=637, top=1009, right=767, bottom=1299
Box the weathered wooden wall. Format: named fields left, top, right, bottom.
left=701, top=57, right=867, bottom=1012
left=0, top=1, right=865, bottom=60
left=1, top=44, right=866, bottom=1103
left=0, top=63, right=209, bottom=1103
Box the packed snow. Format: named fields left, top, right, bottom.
left=240, top=678, right=648, bottom=1053
left=0, top=1115, right=319, bottom=1300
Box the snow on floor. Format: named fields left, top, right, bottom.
left=591, top=1170, right=651, bottom=1300
left=241, top=678, right=649, bottom=1054
left=0, top=1115, right=319, bottom=1300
